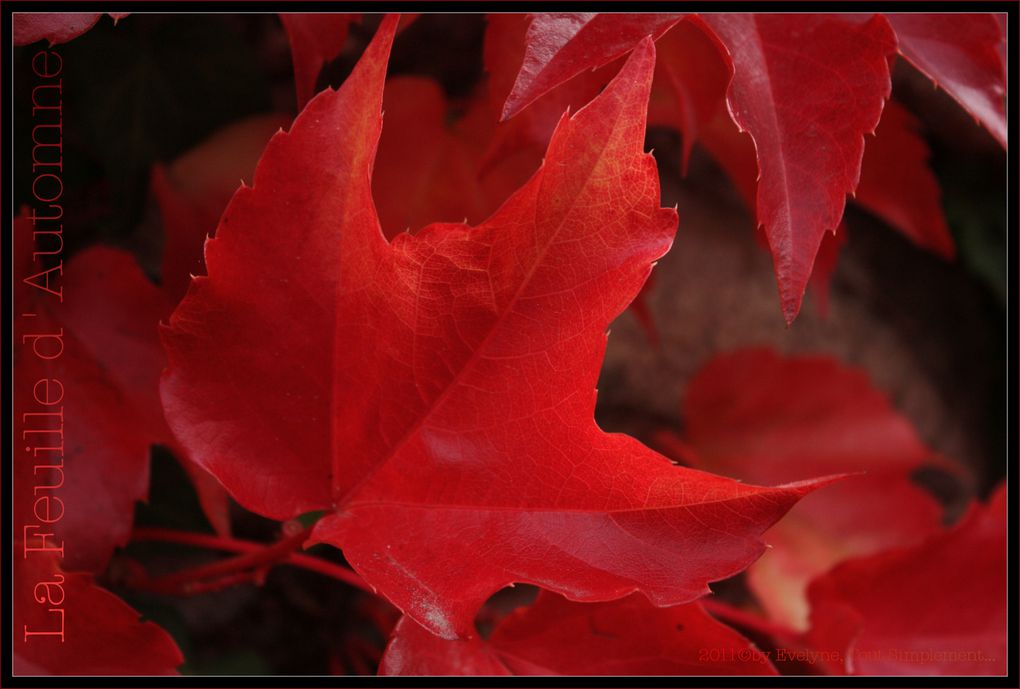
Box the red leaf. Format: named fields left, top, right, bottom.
left=856, top=101, right=955, bottom=259
left=162, top=18, right=822, bottom=639
left=886, top=13, right=1007, bottom=147
left=373, top=77, right=478, bottom=235
left=658, top=348, right=946, bottom=629
left=805, top=485, right=1007, bottom=675
left=280, top=13, right=361, bottom=108
left=501, top=13, right=683, bottom=120
left=13, top=221, right=182, bottom=674
left=676, top=348, right=933, bottom=483
left=381, top=592, right=776, bottom=675
left=696, top=14, right=896, bottom=323
left=14, top=553, right=183, bottom=675
left=15, top=224, right=170, bottom=571
left=13, top=12, right=128, bottom=46
left=807, top=224, right=848, bottom=318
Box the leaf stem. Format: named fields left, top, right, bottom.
left=129, top=527, right=374, bottom=595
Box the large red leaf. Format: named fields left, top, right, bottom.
left=152, top=114, right=296, bottom=535
left=280, top=13, right=360, bottom=108
left=13, top=553, right=183, bottom=675
left=656, top=348, right=945, bottom=630
left=886, top=14, right=1007, bottom=147
left=162, top=17, right=822, bottom=639
left=501, top=13, right=683, bottom=120
left=696, top=14, right=896, bottom=323
left=381, top=592, right=776, bottom=675
left=13, top=12, right=128, bottom=46
left=805, top=485, right=1007, bottom=675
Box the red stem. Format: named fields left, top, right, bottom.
left=129, top=527, right=374, bottom=595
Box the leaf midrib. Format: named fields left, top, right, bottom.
left=333, top=100, right=631, bottom=511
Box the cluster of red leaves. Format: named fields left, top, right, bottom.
left=12, top=12, right=1007, bottom=677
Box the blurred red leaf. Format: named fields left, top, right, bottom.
left=13, top=553, right=182, bottom=675
left=381, top=592, right=776, bottom=675
left=13, top=12, right=128, bottom=46
left=371, top=77, right=534, bottom=237
left=807, top=224, right=848, bottom=318
left=805, top=485, right=1007, bottom=675
left=14, top=223, right=170, bottom=571
left=856, top=101, right=955, bottom=259
left=651, top=19, right=730, bottom=173
left=656, top=348, right=948, bottom=629
left=886, top=13, right=1007, bottom=147
left=280, top=13, right=361, bottom=108
left=153, top=113, right=290, bottom=303
left=161, top=18, right=824, bottom=639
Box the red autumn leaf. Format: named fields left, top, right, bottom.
left=162, top=17, right=823, bottom=639
left=656, top=348, right=947, bottom=630
left=152, top=114, right=299, bottom=536
left=280, top=13, right=361, bottom=108
left=381, top=592, right=777, bottom=675
left=14, top=225, right=169, bottom=571
left=13, top=553, right=183, bottom=675
left=856, top=101, right=955, bottom=259
left=805, top=485, right=1007, bottom=675
left=807, top=225, right=848, bottom=317
left=696, top=14, right=896, bottom=323
left=673, top=348, right=934, bottom=482
left=886, top=13, right=1007, bottom=147
left=13, top=12, right=128, bottom=46
left=500, top=13, right=683, bottom=120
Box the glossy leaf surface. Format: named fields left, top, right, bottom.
left=162, top=18, right=821, bottom=639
